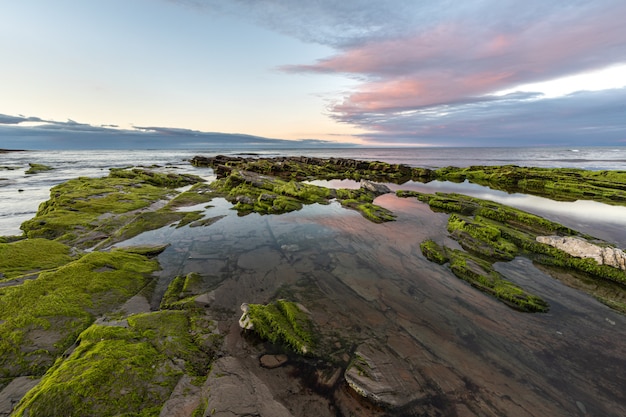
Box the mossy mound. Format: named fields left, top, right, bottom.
left=0, top=238, right=73, bottom=280
left=419, top=239, right=548, bottom=312
left=403, top=190, right=626, bottom=312
left=19, top=168, right=206, bottom=248
left=25, top=163, right=54, bottom=175
left=13, top=310, right=216, bottom=417
left=209, top=168, right=395, bottom=223
left=0, top=250, right=159, bottom=377
left=191, top=154, right=416, bottom=183
left=432, top=165, right=626, bottom=206
left=241, top=300, right=316, bottom=355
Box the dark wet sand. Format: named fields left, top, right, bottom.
left=122, top=194, right=626, bottom=416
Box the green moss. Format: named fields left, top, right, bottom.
left=0, top=238, right=73, bottom=279
left=0, top=251, right=158, bottom=377
left=12, top=309, right=213, bottom=417
left=160, top=274, right=187, bottom=309
left=447, top=248, right=549, bottom=313
left=176, top=211, right=204, bottom=228
left=420, top=239, right=449, bottom=264
left=25, top=163, right=54, bottom=175
left=109, top=167, right=204, bottom=188
left=432, top=165, right=626, bottom=207
left=243, top=300, right=316, bottom=355
left=355, top=202, right=396, bottom=223
left=447, top=214, right=518, bottom=261
left=166, top=183, right=216, bottom=209
left=129, top=310, right=211, bottom=375
left=20, top=169, right=205, bottom=248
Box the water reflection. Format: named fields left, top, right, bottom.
left=114, top=190, right=626, bottom=415
left=305, top=178, right=626, bottom=247
left=390, top=180, right=626, bottom=246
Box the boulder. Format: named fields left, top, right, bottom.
left=536, top=236, right=626, bottom=270
left=360, top=180, right=391, bottom=195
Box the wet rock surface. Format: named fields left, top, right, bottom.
left=123, top=194, right=626, bottom=416
left=202, top=357, right=295, bottom=417
left=5, top=161, right=626, bottom=416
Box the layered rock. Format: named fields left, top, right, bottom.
left=344, top=343, right=425, bottom=409
left=537, top=236, right=626, bottom=270
left=202, top=356, right=294, bottom=417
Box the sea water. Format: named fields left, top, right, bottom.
left=1, top=146, right=626, bottom=240
left=3, top=146, right=626, bottom=415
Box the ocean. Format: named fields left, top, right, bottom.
left=2, top=146, right=626, bottom=242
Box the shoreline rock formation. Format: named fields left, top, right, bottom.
left=537, top=236, right=626, bottom=270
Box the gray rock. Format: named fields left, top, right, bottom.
left=360, top=180, right=391, bottom=195
left=536, top=236, right=626, bottom=270
left=203, top=356, right=293, bottom=417
left=159, top=375, right=202, bottom=417
left=239, top=303, right=253, bottom=330
left=345, top=343, right=425, bottom=408
left=0, top=377, right=41, bottom=416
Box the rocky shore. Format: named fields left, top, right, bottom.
left=1, top=157, right=626, bottom=416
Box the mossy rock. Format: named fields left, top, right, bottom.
left=447, top=249, right=549, bottom=313
left=241, top=300, right=316, bottom=355
left=0, top=250, right=158, bottom=377
left=25, top=163, right=53, bottom=175
left=432, top=165, right=626, bottom=207
left=420, top=239, right=449, bottom=264
left=0, top=238, right=73, bottom=280
left=13, top=310, right=216, bottom=417
left=19, top=169, right=205, bottom=248
left=447, top=214, right=518, bottom=261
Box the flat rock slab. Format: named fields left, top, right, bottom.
left=345, top=342, right=426, bottom=409
left=203, top=356, right=293, bottom=417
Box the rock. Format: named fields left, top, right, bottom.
left=537, top=236, right=626, bottom=270
left=360, top=180, right=391, bottom=195
left=344, top=343, right=425, bottom=409
left=159, top=375, right=202, bottom=417
left=203, top=356, right=294, bottom=417
left=239, top=303, right=253, bottom=330
left=0, top=377, right=41, bottom=416
left=259, top=354, right=288, bottom=369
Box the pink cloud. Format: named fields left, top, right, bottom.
left=285, top=1, right=626, bottom=125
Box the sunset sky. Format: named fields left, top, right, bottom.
left=1, top=0, right=625, bottom=148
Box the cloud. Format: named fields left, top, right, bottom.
left=0, top=114, right=44, bottom=125
left=0, top=113, right=348, bottom=150
left=349, top=88, right=626, bottom=146
left=167, top=0, right=429, bottom=46
left=173, top=0, right=626, bottom=145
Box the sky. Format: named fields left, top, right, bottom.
left=1, top=0, right=625, bottom=149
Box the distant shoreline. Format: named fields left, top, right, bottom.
left=0, top=149, right=26, bottom=153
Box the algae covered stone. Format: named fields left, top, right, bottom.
left=19, top=168, right=205, bottom=248
left=239, top=300, right=315, bottom=355
left=0, top=238, right=73, bottom=279
left=0, top=250, right=159, bottom=377
left=25, top=163, right=53, bottom=175
left=12, top=310, right=216, bottom=417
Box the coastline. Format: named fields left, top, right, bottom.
left=1, top=153, right=626, bottom=416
